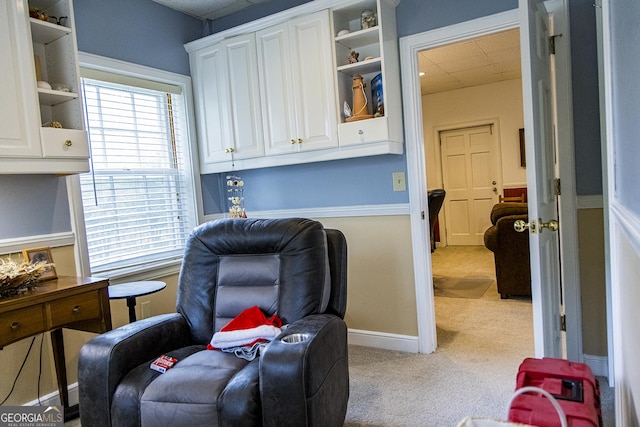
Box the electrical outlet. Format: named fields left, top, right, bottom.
left=392, top=172, right=406, bottom=192
left=141, top=300, right=151, bottom=319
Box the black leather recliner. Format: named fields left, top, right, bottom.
left=78, top=218, right=349, bottom=427
left=428, top=189, right=446, bottom=251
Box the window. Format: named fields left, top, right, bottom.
left=78, top=64, right=198, bottom=277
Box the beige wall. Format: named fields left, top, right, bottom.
left=318, top=215, right=418, bottom=335
left=577, top=208, right=608, bottom=356
left=422, top=78, right=526, bottom=190
left=1, top=216, right=417, bottom=404
left=0, top=244, right=179, bottom=406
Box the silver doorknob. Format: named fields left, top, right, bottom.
left=514, top=219, right=537, bottom=234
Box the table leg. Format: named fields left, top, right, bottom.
left=51, top=328, right=80, bottom=421
left=126, top=296, right=137, bottom=323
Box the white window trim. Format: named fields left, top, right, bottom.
left=67, top=52, right=203, bottom=282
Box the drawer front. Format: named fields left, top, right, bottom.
left=0, top=305, right=46, bottom=346
left=338, top=117, right=389, bottom=146
left=49, top=291, right=102, bottom=328
left=41, top=128, right=89, bottom=158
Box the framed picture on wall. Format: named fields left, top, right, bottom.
left=22, top=247, right=57, bottom=281
left=519, top=128, right=526, bottom=167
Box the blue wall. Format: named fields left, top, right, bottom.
left=74, top=0, right=202, bottom=76
left=0, top=176, right=71, bottom=239
left=1, top=0, right=604, bottom=238
left=0, top=0, right=202, bottom=241
left=610, top=0, right=640, bottom=213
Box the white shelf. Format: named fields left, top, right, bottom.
left=335, top=26, right=379, bottom=47
left=337, top=57, right=381, bottom=75
left=37, top=88, right=78, bottom=106
left=30, top=18, right=71, bottom=44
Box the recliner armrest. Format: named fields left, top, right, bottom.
left=78, top=313, right=191, bottom=427
left=260, top=314, right=349, bottom=427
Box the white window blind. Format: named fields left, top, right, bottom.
left=80, top=77, right=197, bottom=276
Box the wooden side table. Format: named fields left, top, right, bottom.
left=108, top=281, right=166, bottom=323
left=0, top=276, right=111, bottom=421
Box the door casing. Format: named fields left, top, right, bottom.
left=399, top=0, right=582, bottom=360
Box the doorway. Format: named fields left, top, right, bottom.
left=399, top=2, right=581, bottom=359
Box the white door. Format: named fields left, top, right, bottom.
left=519, top=0, right=563, bottom=358
left=440, top=125, right=498, bottom=246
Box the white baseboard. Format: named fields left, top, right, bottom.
left=583, top=354, right=609, bottom=378
left=348, top=328, right=419, bottom=353
left=24, top=382, right=78, bottom=408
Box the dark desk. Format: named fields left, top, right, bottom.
left=108, top=281, right=166, bottom=323
left=0, top=276, right=111, bottom=421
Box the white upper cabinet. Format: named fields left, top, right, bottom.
left=190, top=33, right=264, bottom=170
left=185, top=0, right=404, bottom=173
left=0, top=0, right=89, bottom=174
left=256, top=10, right=338, bottom=156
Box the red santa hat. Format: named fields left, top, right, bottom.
left=208, top=305, right=282, bottom=350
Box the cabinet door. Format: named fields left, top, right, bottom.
left=256, top=23, right=298, bottom=155
left=289, top=11, right=338, bottom=151
left=0, top=0, right=42, bottom=157
left=191, top=43, right=232, bottom=165
left=223, top=34, right=264, bottom=160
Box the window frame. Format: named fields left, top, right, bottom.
left=67, top=52, right=203, bottom=283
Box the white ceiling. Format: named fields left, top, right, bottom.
left=152, top=1, right=521, bottom=95
left=419, top=28, right=521, bottom=95
left=152, top=0, right=273, bottom=20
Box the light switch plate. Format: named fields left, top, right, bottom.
left=392, top=172, right=406, bottom=192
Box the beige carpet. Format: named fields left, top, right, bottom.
left=343, top=246, right=614, bottom=426
left=66, top=246, right=614, bottom=426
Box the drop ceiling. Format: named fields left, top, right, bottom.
left=419, top=29, right=521, bottom=95
left=152, top=0, right=273, bottom=21
left=153, top=1, right=521, bottom=95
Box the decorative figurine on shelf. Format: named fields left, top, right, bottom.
left=226, top=175, right=247, bottom=218
left=344, top=75, right=374, bottom=122
left=360, top=9, right=377, bottom=29
left=347, top=50, right=359, bottom=64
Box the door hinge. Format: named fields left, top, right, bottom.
left=421, top=210, right=426, bottom=220
left=554, top=178, right=561, bottom=196
left=549, top=34, right=562, bottom=55
left=560, top=314, right=567, bottom=332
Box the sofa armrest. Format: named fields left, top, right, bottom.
left=260, top=314, right=349, bottom=427
left=78, top=313, right=191, bottom=427
left=484, top=225, right=498, bottom=252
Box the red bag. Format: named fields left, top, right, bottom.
left=509, top=357, right=602, bottom=427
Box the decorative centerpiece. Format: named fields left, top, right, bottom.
left=0, top=257, right=54, bottom=298
left=227, top=175, right=247, bottom=218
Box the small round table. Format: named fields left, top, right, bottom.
left=108, top=281, right=167, bottom=323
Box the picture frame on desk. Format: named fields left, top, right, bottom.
left=22, top=246, right=57, bottom=281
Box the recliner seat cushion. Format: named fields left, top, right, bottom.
left=138, top=350, right=258, bottom=427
